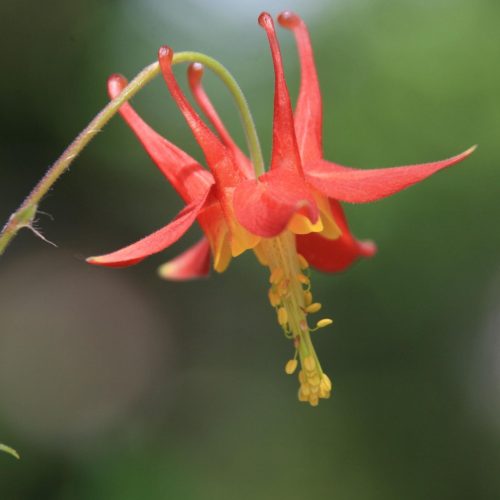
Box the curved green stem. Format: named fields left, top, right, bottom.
left=0, top=51, right=263, bottom=257
left=175, top=52, right=264, bottom=175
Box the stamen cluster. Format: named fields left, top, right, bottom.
left=298, top=357, right=332, bottom=406
left=266, top=245, right=333, bottom=406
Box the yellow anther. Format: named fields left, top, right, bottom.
left=285, top=359, right=298, bottom=375
left=300, top=383, right=311, bottom=397
left=303, top=291, right=313, bottom=306
left=298, top=388, right=308, bottom=402
left=309, top=395, right=319, bottom=407
left=319, top=386, right=331, bottom=399
left=278, top=280, right=289, bottom=297
left=308, top=374, right=321, bottom=387
left=305, top=302, right=322, bottom=314
left=277, top=307, right=288, bottom=326
left=303, top=355, right=316, bottom=372
left=298, top=370, right=307, bottom=385
left=297, top=273, right=310, bottom=286
left=268, top=288, right=280, bottom=307
left=269, top=267, right=284, bottom=284
left=321, top=374, right=332, bottom=393
left=316, top=318, right=333, bottom=329
left=297, top=254, right=309, bottom=270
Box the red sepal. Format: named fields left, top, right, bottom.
left=87, top=187, right=212, bottom=268
left=305, top=147, right=476, bottom=203
left=278, top=11, right=323, bottom=164
left=233, top=170, right=319, bottom=237
left=297, top=200, right=376, bottom=273
left=158, top=237, right=211, bottom=281
left=107, top=74, right=213, bottom=203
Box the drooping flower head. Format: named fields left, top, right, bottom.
left=87, top=12, right=474, bottom=406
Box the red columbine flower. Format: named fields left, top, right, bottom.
left=87, top=12, right=474, bottom=406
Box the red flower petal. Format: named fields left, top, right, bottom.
left=158, top=47, right=245, bottom=189
left=297, top=200, right=376, bottom=273
left=187, top=63, right=254, bottom=179
left=278, top=11, right=323, bottom=164
left=158, top=237, right=211, bottom=281
left=233, top=170, right=319, bottom=237
left=305, top=147, right=476, bottom=203
left=258, top=13, right=303, bottom=175
left=107, top=74, right=213, bottom=203
left=87, top=187, right=212, bottom=268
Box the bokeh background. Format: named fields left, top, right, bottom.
left=1, top=0, right=499, bottom=498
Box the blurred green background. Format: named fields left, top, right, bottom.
left=1, top=0, right=499, bottom=498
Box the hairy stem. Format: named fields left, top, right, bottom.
left=0, top=51, right=263, bottom=257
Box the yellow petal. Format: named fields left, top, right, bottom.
left=288, top=212, right=323, bottom=235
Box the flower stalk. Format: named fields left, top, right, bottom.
left=0, top=52, right=263, bottom=257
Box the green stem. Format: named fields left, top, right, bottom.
left=0, top=51, right=263, bottom=257
left=177, top=52, right=265, bottom=175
